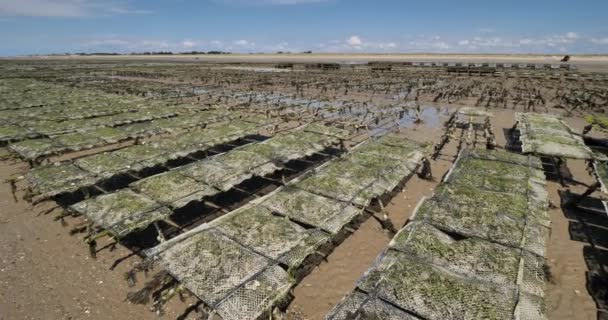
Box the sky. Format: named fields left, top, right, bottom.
left=0, top=0, right=607, bottom=56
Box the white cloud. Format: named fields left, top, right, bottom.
left=0, top=0, right=152, bottom=17
left=346, top=35, right=362, bottom=46
left=82, top=37, right=186, bottom=52
left=566, top=32, right=579, bottom=39
left=181, top=40, right=198, bottom=49
left=80, top=37, right=299, bottom=53
left=217, top=0, right=329, bottom=5
left=107, top=7, right=152, bottom=15
left=234, top=39, right=256, bottom=47
left=591, top=37, right=608, bottom=45
left=74, top=31, right=608, bottom=55
left=408, top=36, right=452, bottom=51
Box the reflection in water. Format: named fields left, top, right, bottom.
left=399, top=105, right=448, bottom=129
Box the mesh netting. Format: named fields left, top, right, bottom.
left=149, top=228, right=290, bottom=320
left=514, top=291, right=548, bottom=320
left=516, top=112, right=594, bottom=159
left=86, top=126, right=128, bottom=144
left=387, top=221, right=547, bottom=317
left=10, top=138, right=65, bottom=159
left=297, top=136, right=424, bottom=207
left=152, top=228, right=279, bottom=303
left=520, top=251, right=547, bottom=298
left=593, top=160, right=608, bottom=194
left=211, top=205, right=331, bottom=271
left=26, top=163, right=98, bottom=199
left=53, top=132, right=104, bottom=152
left=412, top=189, right=529, bottom=250
left=174, top=126, right=338, bottom=192
left=261, top=131, right=339, bottom=161
left=214, top=264, right=291, bottom=320
left=357, top=250, right=519, bottom=320
left=69, top=190, right=171, bottom=237
left=130, top=171, right=219, bottom=208
left=62, top=124, right=343, bottom=239
left=329, top=149, right=550, bottom=320
left=261, top=186, right=364, bottom=235
left=326, top=291, right=422, bottom=320
left=112, top=143, right=169, bottom=170
left=465, top=148, right=544, bottom=169
left=303, top=122, right=350, bottom=140
left=25, top=120, right=264, bottom=200
left=298, top=162, right=381, bottom=206
left=521, top=221, right=551, bottom=259
left=73, top=152, right=134, bottom=178
left=6, top=105, right=228, bottom=159
left=354, top=139, right=421, bottom=161
left=414, top=149, right=550, bottom=255
left=389, top=221, right=522, bottom=286
left=0, top=125, right=37, bottom=141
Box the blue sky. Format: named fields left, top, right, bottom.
left=1, top=0, right=607, bottom=56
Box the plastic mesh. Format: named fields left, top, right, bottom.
left=514, top=291, right=548, bottom=320
left=152, top=228, right=278, bottom=307
left=303, top=122, right=350, bottom=140
left=357, top=250, right=518, bottom=320
left=54, top=132, right=104, bottom=152
left=389, top=221, right=522, bottom=286
left=414, top=149, right=550, bottom=255
left=9, top=138, right=65, bottom=159
left=69, top=190, right=171, bottom=237
left=113, top=143, right=168, bottom=169
left=74, top=152, right=134, bottom=178
left=25, top=121, right=264, bottom=199
left=174, top=126, right=338, bottom=192
left=593, top=160, right=608, bottom=194
left=262, top=186, right=363, bottom=235
left=129, top=171, right=219, bottom=208
left=27, top=163, right=98, bottom=199
left=460, top=148, right=543, bottom=168
left=211, top=205, right=331, bottom=270
left=326, top=291, right=422, bottom=320
left=5, top=97, right=228, bottom=158
left=89, top=127, right=128, bottom=143
left=328, top=149, right=550, bottom=320
left=412, top=188, right=529, bottom=249
left=516, top=112, right=593, bottom=159
left=214, top=264, right=291, bottom=320
left=297, top=137, right=424, bottom=207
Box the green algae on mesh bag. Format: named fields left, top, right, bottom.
left=389, top=222, right=521, bottom=285
left=153, top=228, right=275, bottom=306
left=27, top=162, right=96, bottom=196
left=326, top=290, right=423, bottom=320
left=70, top=190, right=170, bottom=237
left=358, top=250, right=518, bottom=320
left=74, top=152, right=134, bottom=177
left=130, top=171, right=219, bottom=208
left=262, top=186, right=363, bottom=235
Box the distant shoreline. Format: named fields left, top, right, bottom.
left=3, top=53, right=608, bottom=61
left=3, top=53, right=608, bottom=72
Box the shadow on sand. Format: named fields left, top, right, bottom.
left=560, top=190, right=608, bottom=319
